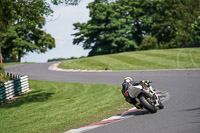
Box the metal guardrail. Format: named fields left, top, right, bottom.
left=0, top=73, right=29, bottom=104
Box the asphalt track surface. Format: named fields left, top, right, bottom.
left=5, top=62, right=200, bottom=133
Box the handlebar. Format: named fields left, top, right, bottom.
left=141, top=80, right=152, bottom=83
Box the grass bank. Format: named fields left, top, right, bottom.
left=59, top=48, right=200, bottom=70
left=0, top=80, right=129, bottom=133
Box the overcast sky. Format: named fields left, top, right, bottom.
left=21, top=0, right=93, bottom=63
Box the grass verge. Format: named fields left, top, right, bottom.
left=0, top=80, right=129, bottom=133
left=3, top=62, right=34, bottom=66
left=59, top=48, right=200, bottom=70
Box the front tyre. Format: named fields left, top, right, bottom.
left=158, top=101, right=164, bottom=109
left=138, top=94, right=157, bottom=113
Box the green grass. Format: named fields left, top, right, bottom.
left=0, top=80, right=129, bottom=133
left=59, top=48, right=200, bottom=70
left=3, top=62, right=34, bottom=66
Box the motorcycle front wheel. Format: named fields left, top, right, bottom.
left=158, top=101, right=164, bottom=109
left=138, top=94, right=157, bottom=113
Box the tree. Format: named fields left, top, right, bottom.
left=0, top=0, right=14, bottom=62
left=2, top=25, right=55, bottom=62
left=72, top=0, right=148, bottom=56
left=72, top=0, right=159, bottom=56
left=0, top=0, right=55, bottom=62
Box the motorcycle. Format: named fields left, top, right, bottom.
left=127, top=80, right=164, bottom=113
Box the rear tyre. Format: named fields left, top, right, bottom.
left=138, top=94, right=157, bottom=113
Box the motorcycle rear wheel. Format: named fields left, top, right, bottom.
left=138, top=94, right=157, bottom=113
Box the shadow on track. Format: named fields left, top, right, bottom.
left=118, top=109, right=150, bottom=117
left=181, top=107, right=200, bottom=116
left=180, top=107, right=200, bottom=132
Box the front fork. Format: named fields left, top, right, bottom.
left=143, top=86, right=160, bottom=106
left=153, top=94, right=160, bottom=106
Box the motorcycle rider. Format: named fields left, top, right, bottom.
left=122, top=77, right=143, bottom=109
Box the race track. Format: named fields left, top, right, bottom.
left=5, top=63, right=200, bottom=133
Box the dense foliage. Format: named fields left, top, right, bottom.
left=0, top=0, right=57, bottom=62
left=51, top=0, right=81, bottom=5
left=72, top=0, right=200, bottom=56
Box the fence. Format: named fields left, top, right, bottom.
left=0, top=73, right=30, bottom=104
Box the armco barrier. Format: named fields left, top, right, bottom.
left=0, top=73, right=29, bottom=104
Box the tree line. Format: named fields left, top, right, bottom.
left=47, top=56, right=85, bottom=62
left=72, top=0, right=200, bottom=56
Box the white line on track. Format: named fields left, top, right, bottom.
left=48, top=62, right=112, bottom=72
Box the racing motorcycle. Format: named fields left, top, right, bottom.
left=128, top=80, right=164, bottom=113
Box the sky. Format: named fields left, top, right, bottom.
left=21, top=0, right=93, bottom=63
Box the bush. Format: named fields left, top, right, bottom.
left=139, top=35, right=158, bottom=50
left=0, top=65, right=9, bottom=83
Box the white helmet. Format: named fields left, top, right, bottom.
left=124, top=77, right=132, bottom=83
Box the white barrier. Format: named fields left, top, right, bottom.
left=0, top=73, right=30, bottom=104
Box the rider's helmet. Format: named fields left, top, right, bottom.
left=124, top=77, right=133, bottom=83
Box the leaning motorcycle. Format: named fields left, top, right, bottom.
left=127, top=80, right=164, bottom=113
